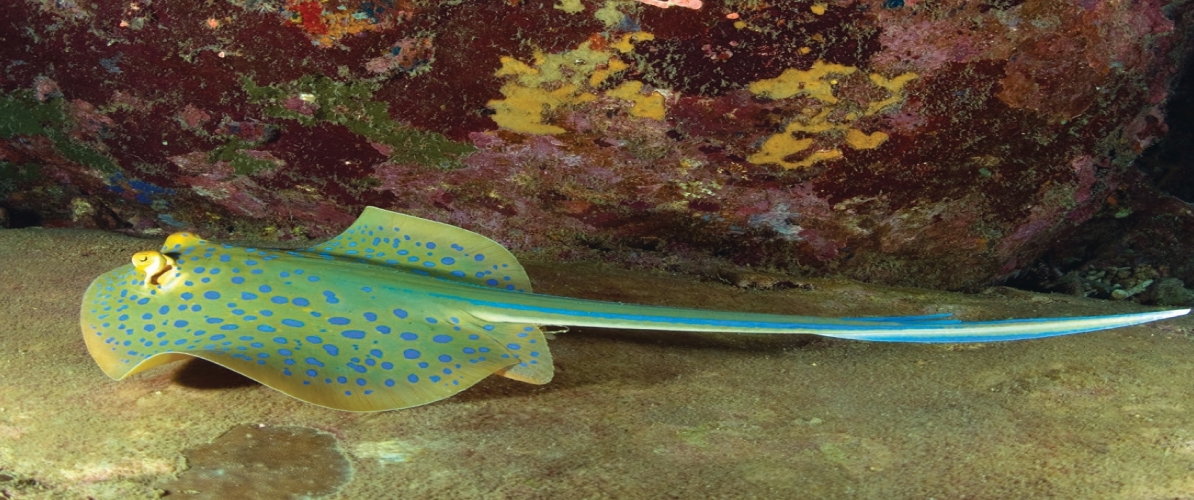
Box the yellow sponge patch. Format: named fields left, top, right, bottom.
left=747, top=61, right=917, bottom=170
left=488, top=33, right=665, bottom=135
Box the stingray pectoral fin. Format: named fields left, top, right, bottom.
left=97, top=352, right=193, bottom=379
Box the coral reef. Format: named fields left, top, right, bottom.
left=0, top=0, right=1190, bottom=289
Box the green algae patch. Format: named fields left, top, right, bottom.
left=0, top=92, right=119, bottom=173
left=243, top=76, right=474, bottom=169
left=208, top=139, right=280, bottom=176
left=0, top=162, right=42, bottom=198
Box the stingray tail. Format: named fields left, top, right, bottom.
left=445, top=288, right=1190, bottom=343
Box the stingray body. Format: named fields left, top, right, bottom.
left=81, top=207, right=1189, bottom=411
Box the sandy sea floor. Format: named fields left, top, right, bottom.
left=3, top=227, right=1194, bottom=499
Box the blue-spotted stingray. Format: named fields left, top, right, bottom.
left=81, top=207, right=1189, bottom=411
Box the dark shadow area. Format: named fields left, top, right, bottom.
left=172, top=358, right=260, bottom=390
left=0, top=203, right=41, bottom=228
left=1142, top=38, right=1194, bottom=201
left=445, top=326, right=829, bottom=407
left=1007, top=41, right=1194, bottom=298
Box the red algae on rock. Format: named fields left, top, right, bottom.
left=0, top=0, right=1190, bottom=289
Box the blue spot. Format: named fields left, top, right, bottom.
left=281, top=319, right=304, bottom=328
left=486, top=279, right=498, bottom=286
left=382, top=362, right=394, bottom=370
left=143, top=324, right=155, bottom=332
left=191, top=305, right=202, bottom=312
left=174, top=339, right=187, bottom=345
left=232, top=277, right=245, bottom=284
left=507, top=343, right=521, bottom=350
left=173, top=320, right=189, bottom=327
left=308, top=276, right=320, bottom=282
left=180, top=292, right=193, bottom=300
left=203, top=291, right=220, bottom=300
left=341, top=330, right=366, bottom=340
left=305, top=335, right=323, bottom=344
left=463, top=347, right=476, bottom=354
left=433, top=335, right=452, bottom=344
left=426, top=242, right=436, bottom=249
left=337, top=376, right=347, bottom=384
left=403, top=349, right=421, bottom=359
left=474, top=254, right=486, bottom=261
left=386, top=379, right=397, bottom=387
left=273, top=337, right=288, bottom=344
left=438, top=354, right=452, bottom=362
left=220, top=324, right=238, bottom=331
left=305, top=358, right=324, bottom=367
left=241, top=292, right=257, bottom=300
left=393, top=308, right=408, bottom=319
left=430, top=375, right=442, bottom=383
left=257, top=325, right=276, bottom=332
left=293, top=297, right=310, bottom=307
left=323, top=345, right=339, bottom=356
left=259, top=285, right=272, bottom=293
left=158, top=305, right=170, bottom=315
left=425, top=317, right=438, bottom=324
left=451, top=270, right=466, bottom=278
left=271, top=296, right=287, bottom=304
left=210, top=334, right=226, bottom=341
left=369, top=349, right=383, bottom=357
left=356, top=378, right=366, bottom=386
left=376, top=325, right=391, bottom=334
left=363, top=312, right=377, bottom=322
left=259, top=309, right=273, bottom=316
left=206, top=317, right=224, bottom=324
left=441, top=257, right=455, bottom=265
left=328, top=317, right=351, bottom=325
left=306, top=369, right=318, bottom=376
left=400, top=332, right=417, bottom=341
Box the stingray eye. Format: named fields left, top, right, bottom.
left=131, top=251, right=176, bottom=286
